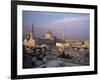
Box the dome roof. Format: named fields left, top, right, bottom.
left=47, top=31, right=52, bottom=34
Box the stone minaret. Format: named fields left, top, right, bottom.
left=30, top=24, right=34, bottom=39
left=62, top=32, right=65, bottom=41
left=32, top=24, right=34, bottom=34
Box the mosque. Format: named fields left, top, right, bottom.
left=23, top=24, right=35, bottom=48
left=23, top=24, right=68, bottom=49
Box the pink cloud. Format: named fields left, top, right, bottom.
left=47, top=16, right=89, bottom=28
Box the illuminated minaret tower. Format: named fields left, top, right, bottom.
left=32, top=24, right=34, bottom=34
left=28, top=24, right=35, bottom=47
left=30, top=24, right=34, bottom=39
left=62, top=32, right=65, bottom=41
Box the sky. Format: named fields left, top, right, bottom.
left=23, top=11, right=90, bottom=40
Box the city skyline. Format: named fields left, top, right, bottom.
left=23, top=11, right=90, bottom=40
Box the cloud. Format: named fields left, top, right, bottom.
left=47, top=16, right=89, bottom=28
left=43, top=16, right=89, bottom=39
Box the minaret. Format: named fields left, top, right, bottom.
left=32, top=24, right=34, bottom=34
left=29, top=24, right=36, bottom=47
left=30, top=24, right=34, bottom=39
left=62, top=32, right=65, bottom=41
left=32, top=24, right=34, bottom=37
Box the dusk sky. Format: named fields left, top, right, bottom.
left=23, top=11, right=90, bottom=40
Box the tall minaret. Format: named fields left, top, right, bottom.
left=62, top=32, right=65, bottom=41
left=29, top=24, right=34, bottom=39
left=32, top=24, right=34, bottom=34
left=32, top=24, right=35, bottom=38
left=28, top=24, right=35, bottom=47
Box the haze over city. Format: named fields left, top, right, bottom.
left=23, top=11, right=90, bottom=40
